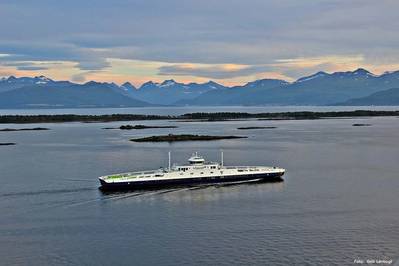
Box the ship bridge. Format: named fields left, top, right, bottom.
left=188, top=153, right=205, bottom=165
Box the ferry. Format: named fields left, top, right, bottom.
left=99, top=152, right=285, bottom=191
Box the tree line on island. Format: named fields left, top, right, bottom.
left=1, top=110, right=398, bottom=124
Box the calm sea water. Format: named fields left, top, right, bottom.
left=0, top=109, right=398, bottom=265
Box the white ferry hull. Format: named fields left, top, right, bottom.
left=100, top=171, right=284, bottom=191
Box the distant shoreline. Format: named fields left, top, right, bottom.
left=0, top=110, right=398, bottom=124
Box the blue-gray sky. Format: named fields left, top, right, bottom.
left=0, top=0, right=398, bottom=85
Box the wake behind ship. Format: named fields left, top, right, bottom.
left=99, top=152, right=285, bottom=191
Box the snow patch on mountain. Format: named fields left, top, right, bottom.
left=159, top=80, right=177, bottom=88
left=296, top=72, right=328, bottom=83
left=34, top=76, right=52, bottom=84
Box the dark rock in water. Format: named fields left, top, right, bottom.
left=352, top=123, right=372, bottom=127
left=237, top=126, right=277, bottom=130
left=0, top=142, right=16, bottom=145
left=0, top=127, right=49, bottom=132
left=130, top=134, right=247, bottom=142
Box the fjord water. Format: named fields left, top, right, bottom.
left=0, top=114, right=398, bottom=265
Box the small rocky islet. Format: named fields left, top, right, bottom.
left=352, top=123, right=372, bottom=127
left=237, top=126, right=277, bottom=130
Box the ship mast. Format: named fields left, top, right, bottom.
left=168, top=151, right=171, bottom=171
left=221, top=150, right=224, bottom=167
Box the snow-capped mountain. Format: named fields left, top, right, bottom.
left=296, top=71, right=328, bottom=83
left=127, top=79, right=227, bottom=105
left=0, top=75, right=57, bottom=92
left=120, top=82, right=136, bottom=91
left=175, top=78, right=289, bottom=106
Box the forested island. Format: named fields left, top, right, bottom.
left=0, top=110, right=398, bottom=124
left=130, top=134, right=247, bottom=142
left=180, top=110, right=399, bottom=120
left=352, top=123, right=372, bottom=127
left=0, top=127, right=49, bottom=132
left=104, top=124, right=177, bottom=130
left=0, top=114, right=170, bottom=124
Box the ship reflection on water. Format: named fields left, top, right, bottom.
left=99, top=179, right=285, bottom=204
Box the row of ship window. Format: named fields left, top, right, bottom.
left=179, top=166, right=217, bottom=171
left=137, top=170, right=223, bottom=178
left=180, top=171, right=219, bottom=175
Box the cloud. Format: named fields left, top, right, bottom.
left=0, top=61, right=50, bottom=71
left=16, top=66, right=48, bottom=71
left=158, top=55, right=368, bottom=80
left=76, top=59, right=110, bottom=71
left=0, top=0, right=398, bottom=82
left=271, top=55, right=365, bottom=78
left=71, top=73, right=86, bottom=83
left=158, top=64, right=273, bottom=79
left=0, top=41, right=110, bottom=71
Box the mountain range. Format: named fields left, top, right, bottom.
left=177, top=69, right=399, bottom=106
left=124, top=79, right=227, bottom=105
left=0, top=76, right=149, bottom=108
left=1, top=68, right=399, bottom=108
left=336, top=87, right=399, bottom=106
